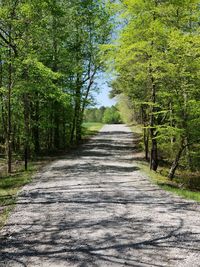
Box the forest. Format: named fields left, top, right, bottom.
left=0, top=0, right=111, bottom=172
left=1, top=2, right=200, bottom=265
left=84, top=106, right=121, bottom=124
left=103, top=0, right=200, bottom=180
left=0, top=0, right=200, bottom=181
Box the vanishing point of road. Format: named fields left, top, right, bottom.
left=0, top=124, right=200, bottom=267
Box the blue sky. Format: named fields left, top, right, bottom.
left=94, top=83, right=116, bottom=107
left=93, top=73, right=116, bottom=107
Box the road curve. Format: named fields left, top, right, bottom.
left=0, top=124, right=200, bottom=267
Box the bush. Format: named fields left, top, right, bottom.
left=102, top=106, right=121, bottom=124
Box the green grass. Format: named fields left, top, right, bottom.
left=0, top=163, right=41, bottom=229
left=82, top=122, right=104, bottom=139
left=159, top=184, right=200, bottom=202
left=138, top=161, right=200, bottom=202
left=129, top=123, right=200, bottom=202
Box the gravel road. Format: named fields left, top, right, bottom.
left=0, top=124, right=200, bottom=267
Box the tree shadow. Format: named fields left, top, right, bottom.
left=0, top=127, right=199, bottom=266
left=0, top=208, right=199, bottom=267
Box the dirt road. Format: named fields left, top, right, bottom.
left=0, top=124, right=200, bottom=267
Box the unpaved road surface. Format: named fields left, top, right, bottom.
left=0, top=124, right=200, bottom=267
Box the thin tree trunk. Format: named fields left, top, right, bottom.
left=150, top=136, right=158, bottom=171
left=71, top=74, right=82, bottom=145
left=141, top=106, right=149, bottom=160
left=75, top=86, right=81, bottom=143
left=7, top=36, right=12, bottom=173
left=144, top=126, right=149, bottom=160
left=53, top=102, right=60, bottom=149
left=32, top=97, right=40, bottom=154
left=70, top=115, right=76, bottom=145
left=149, top=66, right=158, bottom=171
left=149, top=7, right=158, bottom=171
left=23, top=94, right=29, bottom=171
left=168, top=142, right=185, bottom=180
left=49, top=102, right=54, bottom=150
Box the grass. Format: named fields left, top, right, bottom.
left=0, top=160, right=49, bottom=229
left=82, top=122, right=104, bottom=139
left=129, top=124, right=200, bottom=202
left=159, top=184, right=200, bottom=202
left=0, top=164, right=37, bottom=228
left=138, top=161, right=200, bottom=202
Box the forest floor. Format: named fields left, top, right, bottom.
left=0, top=124, right=200, bottom=267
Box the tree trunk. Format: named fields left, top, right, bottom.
left=149, top=65, right=158, bottom=171
left=49, top=102, right=54, bottom=150
left=23, top=94, right=29, bottom=171
left=70, top=115, right=76, bottom=145
left=75, top=83, right=82, bottom=144
left=168, top=143, right=185, bottom=180
left=71, top=74, right=82, bottom=145
left=31, top=97, right=40, bottom=154
left=144, top=126, right=149, bottom=160
left=7, top=38, right=12, bottom=173
left=141, top=106, right=149, bottom=160
left=150, top=137, right=158, bottom=170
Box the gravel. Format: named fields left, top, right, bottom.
left=0, top=124, right=200, bottom=267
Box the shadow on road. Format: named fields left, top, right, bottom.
left=0, top=126, right=200, bottom=267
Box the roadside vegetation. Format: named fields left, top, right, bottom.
left=127, top=124, right=200, bottom=202
left=139, top=161, right=200, bottom=202
left=84, top=105, right=121, bottom=124
left=0, top=0, right=111, bottom=229
left=0, top=163, right=39, bottom=229
left=103, top=1, right=200, bottom=187
left=0, top=121, right=103, bottom=229
left=82, top=122, right=104, bottom=140
left=0, top=0, right=111, bottom=173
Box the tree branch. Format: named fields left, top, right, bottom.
left=0, top=31, right=18, bottom=57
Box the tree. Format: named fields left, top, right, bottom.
left=0, top=0, right=111, bottom=172
left=103, top=0, right=200, bottom=177
left=102, top=106, right=121, bottom=124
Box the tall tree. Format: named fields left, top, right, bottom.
left=104, top=0, right=200, bottom=177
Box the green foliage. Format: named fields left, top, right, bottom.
left=104, top=0, right=200, bottom=177
left=102, top=106, right=121, bottom=124
left=84, top=106, right=105, bottom=123
left=116, top=94, right=135, bottom=124
left=84, top=105, right=121, bottom=124
left=82, top=122, right=104, bottom=139
left=0, top=0, right=111, bottom=171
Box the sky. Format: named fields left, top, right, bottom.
left=93, top=73, right=117, bottom=107
left=94, top=82, right=116, bottom=107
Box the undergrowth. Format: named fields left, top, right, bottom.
left=129, top=124, right=200, bottom=202
left=138, top=161, right=200, bottom=202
